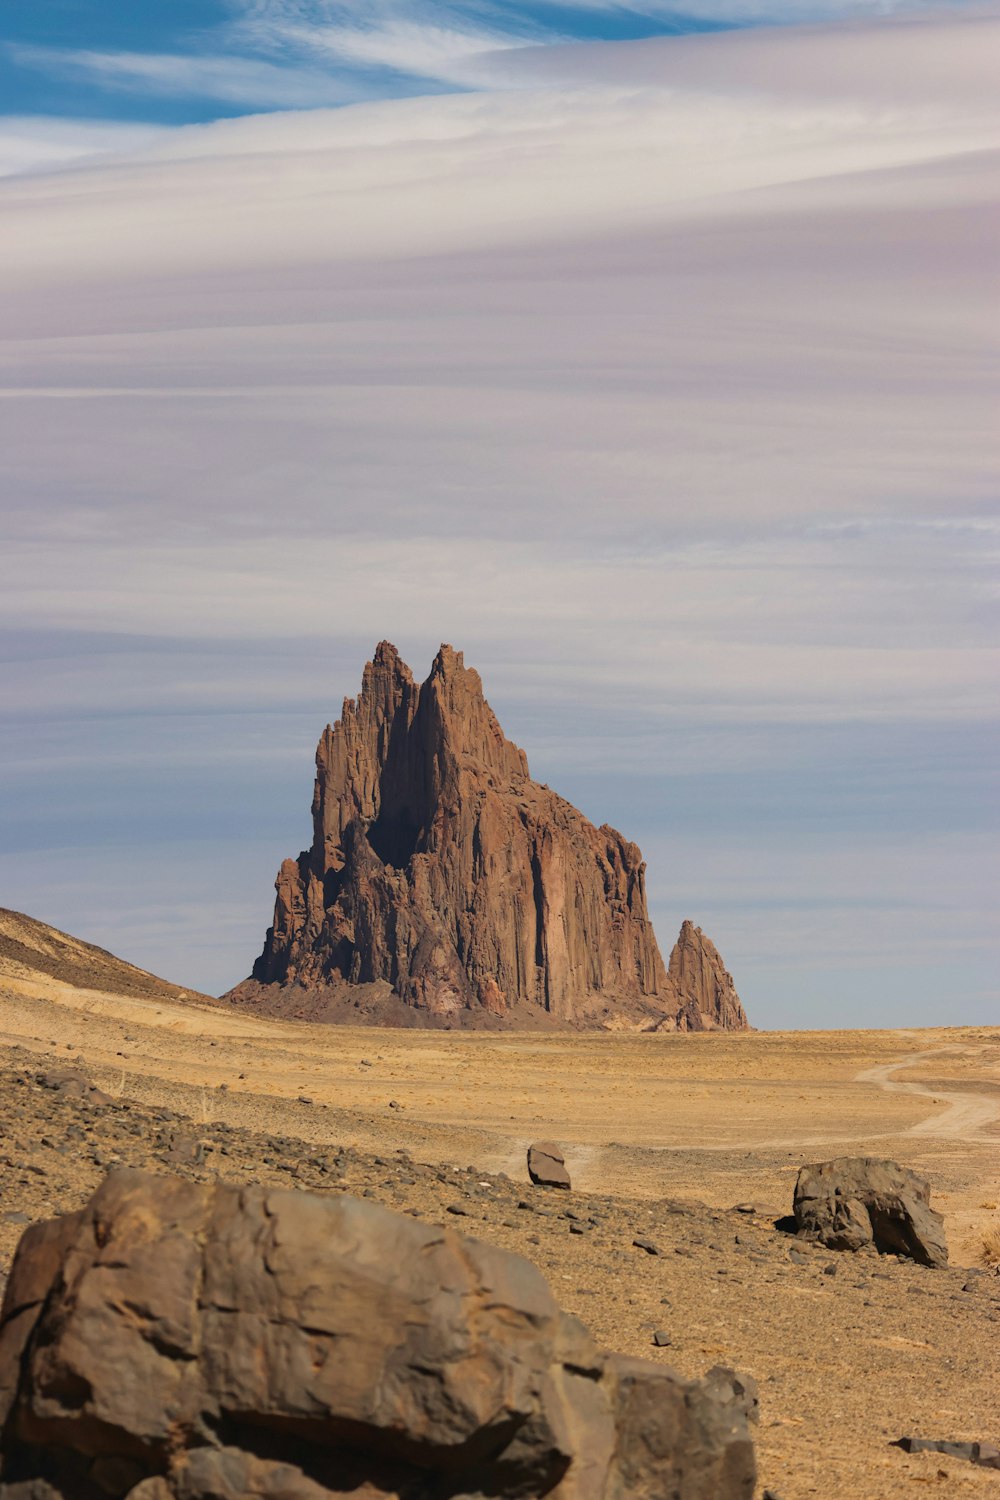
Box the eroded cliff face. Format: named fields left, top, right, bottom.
left=244, top=643, right=748, bottom=1030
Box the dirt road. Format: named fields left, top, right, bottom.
left=858, top=1048, right=1000, bottom=1142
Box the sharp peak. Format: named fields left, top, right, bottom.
left=364, top=641, right=414, bottom=682
left=429, top=642, right=466, bottom=678
left=372, top=640, right=403, bottom=666
left=367, top=641, right=467, bottom=676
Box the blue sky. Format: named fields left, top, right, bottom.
left=2, top=1, right=726, bottom=124
left=0, top=3, right=996, bottom=1027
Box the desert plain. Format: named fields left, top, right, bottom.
left=0, top=919, right=997, bottom=1499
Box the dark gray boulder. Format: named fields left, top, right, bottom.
left=892, top=1437, right=1000, bottom=1469
left=0, top=1168, right=755, bottom=1500
left=793, top=1157, right=947, bottom=1267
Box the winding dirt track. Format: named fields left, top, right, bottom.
left=857, top=1048, right=1000, bottom=1143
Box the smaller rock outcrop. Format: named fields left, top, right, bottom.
left=667, top=921, right=749, bottom=1032
left=0, top=1169, right=757, bottom=1500
left=528, top=1140, right=571, bottom=1189
left=793, top=1157, right=948, bottom=1268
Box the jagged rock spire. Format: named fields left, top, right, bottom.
left=245, top=643, right=749, bottom=1030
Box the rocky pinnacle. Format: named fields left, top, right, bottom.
left=246, top=642, right=749, bottom=1030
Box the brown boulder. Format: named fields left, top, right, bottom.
left=232, top=642, right=749, bottom=1032
left=0, top=1169, right=756, bottom=1500
left=528, top=1140, right=572, bottom=1189
left=793, top=1157, right=948, bottom=1268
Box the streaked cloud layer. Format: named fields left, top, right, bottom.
left=1, top=0, right=990, bottom=126
left=0, top=12, right=997, bottom=1024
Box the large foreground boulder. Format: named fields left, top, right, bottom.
left=793, top=1157, right=947, bottom=1268
left=0, top=1169, right=756, bottom=1500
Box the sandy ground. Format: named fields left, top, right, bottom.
left=1, top=964, right=998, bottom=1499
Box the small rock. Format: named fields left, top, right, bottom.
left=163, top=1134, right=204, bottom=1167
left=633, top=1236, right=662, bottom=1256
left=892, top=1438, right=1000, bottom=1470
left=527, top=1141, right=571, bottom=1190
left=446, top=1203, right=469, bottom=1216
left=651, top=1330, right=672, bottom=1347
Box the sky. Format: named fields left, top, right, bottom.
left=0, top=2, right=997, bottom=1028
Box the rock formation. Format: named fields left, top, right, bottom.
left=668, top=921, right=749, bottom=1032
left=234, top=643, right=749, bottom=1030
left=0, top=1168, right=757, bottom=1499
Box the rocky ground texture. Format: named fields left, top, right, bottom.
left=0, top=1048, right=997, bottom=1499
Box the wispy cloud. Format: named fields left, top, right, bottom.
left=0, top=117, right=165, bottom=179
left=234, top=2, right=545, bottom=82
left=6, top=43, right=365, bottom=109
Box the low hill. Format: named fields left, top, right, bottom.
left=0, top=907, right=211, bottom=1007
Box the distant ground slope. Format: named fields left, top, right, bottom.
left=0, top=907, right=211, bottom=1007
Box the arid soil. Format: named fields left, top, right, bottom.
left=0, top=933, right=997, bottom=1498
